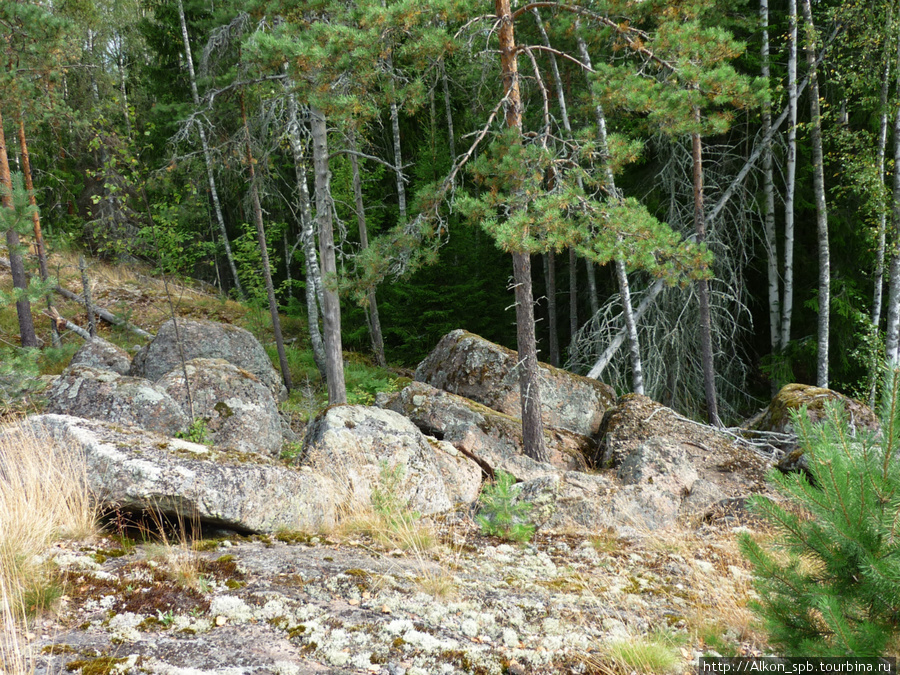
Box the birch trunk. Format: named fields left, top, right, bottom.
left=884, top=31, right=900, bottom=364
left=693, top=118, right=720, bottom=425
left=0, top=106, right=37, bottom=347
left=441, top=63, right=457, bottom=173
left=349, top=133, right=386, bottom=367
left=576, top=30, right=644, bottom=393
left=780, top=0, right=799, bottom=351
left=389, top=97, right=407, bottom=224
left=176, top=0, right=245, bottom=299
left=569, top=247, right=577, bottom=347
left=871, top=35, right=895, bottom=332
left=543, top=252, right=559, bottom=366
left=760, top=0, right=780, bottom=368
left=497, top=0, right=548, bottom=463
left=285, top=88, right=327, bottom=376
left=310, top=107, right=347, bottom=404
left=240, top=93, right=292, bottom=393
left=801, top=0, right=830, bottom=387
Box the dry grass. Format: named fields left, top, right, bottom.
left=0, top=424, right=98, bottom=673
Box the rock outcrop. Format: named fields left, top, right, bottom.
left=379, top=380, right=589, bottom=480
left=157, top=358, right=283, bottom=456
left=302, top=405, right=482, bottom=515
left=131, top=319, right=287, bottom=402
left=46, top=365, right=189, bottom=437
left=18, top=414, right=337, bottom=533
left=745, top=383, right=879, bottom=474
left=745, top=383, right=878, bottom=436
left=415, top=330, right=616, bottom=437
left=515, top=439, right=705, bottom=531
left=68, top=336, right=132, bottom=375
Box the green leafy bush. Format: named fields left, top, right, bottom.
left=476, top=471, right=535, bottom=543
left=739, top=367, right=900, bottom=656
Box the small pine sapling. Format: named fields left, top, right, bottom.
left=476, top=471, right=535, bottom=543
left=739, top=367, right=900, bottom=656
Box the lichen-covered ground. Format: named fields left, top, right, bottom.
left=17, top=512, right=770, bottom=675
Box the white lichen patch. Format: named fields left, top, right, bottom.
left=108, top=612, right=145, bottom=642
left=209, top=596, right=254, bottom=624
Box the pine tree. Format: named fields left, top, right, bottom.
left=740, top=367, right=900, bottom=655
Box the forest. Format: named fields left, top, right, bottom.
left=1, top=0, right=899, bottom=431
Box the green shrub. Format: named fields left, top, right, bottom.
left=739, top=367, right=900, bottom=656
left=476, top=471, right=535, bottom=543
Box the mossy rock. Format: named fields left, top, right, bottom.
left=745, top=383, right=878, bottom=436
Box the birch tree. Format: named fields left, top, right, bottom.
left=175, top=0, right=245, bottom=299
left=801, top=0, right=831, bottom=387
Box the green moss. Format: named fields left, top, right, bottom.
left=287, top=625, right=307, bottom=639
left=213, top=401, right=234, bottom=419
left=275, top=530, right=315, bottom=545
left=64, top=656, right=129, bottom=675
left=41, top=644, right=77, bottom=655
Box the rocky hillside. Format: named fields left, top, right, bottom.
left=1, top=253, right=877, bottom=674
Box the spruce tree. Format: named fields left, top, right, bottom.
left=740, top=367, right=900, bottom=656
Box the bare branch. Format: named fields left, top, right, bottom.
left=327, top=149, right=409, bottom=180
left=517, top=44, right=595, bottom=73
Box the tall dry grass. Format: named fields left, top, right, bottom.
left=0, top=425, right=97, bottom=673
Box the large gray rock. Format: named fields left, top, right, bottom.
left=45, top=365, right=189, bottom=437
left=516, top=439, right=702, bottom=531
left=131, top=319, right=287, bottom=402
left=68, top=337, right=131, bottom=375
left=158, top=358, right=283, bottom=456
left=415, top=330, right=616, bottom=437
left=14, top=414, right=337, bottom=533
left=379, top=380, right=589, bottom=481
left=302, top=405, right=481, bottom=515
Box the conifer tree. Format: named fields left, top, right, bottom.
left=740, top=367, right=900, bottom=655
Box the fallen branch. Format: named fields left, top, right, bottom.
left=43, top=306, right=91, bottom=341
left=0, top=257, right=154, bottom=340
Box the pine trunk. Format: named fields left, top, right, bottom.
left=496, top=0, right=548, bottom=464
left=692, top=122, right=720, bottom=426
left=349, top=133, right=386, bottom=367
left=801, top=0, right=830, bottom=387
left=240, top=93, right=292, bottom=393
left=310, top=108, right=347, bottom=404
left=176, top=0, right=245, bottom=299
left=0, top=107, right=37, bottom=347
left=17, top=111, right=59, bottom=346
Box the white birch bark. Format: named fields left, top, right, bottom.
left=349, top=133, right=387, bottom=367
left=176, top=0, right=245, bottom=300
left=285, top=88, right=327, bottom=376
left=575, top=29, right=644, bottom=393
left=801, top=0, right=830, bottom=387
left=780, top=0, right=799, bottom=351
left=389, top=97, right=407, bottom=224
left=871, top=38, right=894, bottom=332
left=310, top=107, right=347, bottom=403
left=883, top=31, right=900, bottom=364
left=441, top=63, right=457, bottom=173
left=543, top=252, right=560, bottom=366
left=760, top=0, right=780, bottom=362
